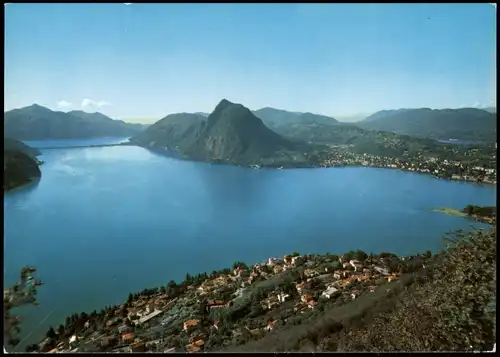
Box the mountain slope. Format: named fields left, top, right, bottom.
left=4, top=105, right=144, bottom=140
left=130, top=113, right=207, bottom=153
left=187, top=100, right=298, bottom=162
left=357, top=108, right=497, bottom=142
left=4, top=137, right=40, bottom=159
left=4, top=138, right=41, bottom=191
left=131, top=100, right=312, bottom=166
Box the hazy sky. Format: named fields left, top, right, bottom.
left=4, top=3, right=497, bottom=122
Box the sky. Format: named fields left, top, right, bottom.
left=4, top=3, right=497, bottom=123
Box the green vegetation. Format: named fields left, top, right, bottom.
left=432, top=205, right=496, bottom=224
left=4, top=138, right=42, bottom=191
left=431, top=207, right=467, bottom=217
left=229, top=226, right=496, bottom=352
left=463, top=205, right=496, bottom=217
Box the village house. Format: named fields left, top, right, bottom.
left=122, top=332, right=135, bottom=344
left=304, top=268, right=319, bottom=278
left=351, top=290, right=362, bottom=300
left=350, top=260, right=364, bottom=271
left=183, top=319, right=200, bottom=332
left=291, top=255, right=304, bottom=266
left=189, top=334, right=206, bottom=344
left=342, top=262, right=351, bottom=269
left=307, top=300, right=318, bottom=309
left=118, top=324, right=130, bottom=334
left=321, top=286, right=339, bottom=299
left=277, top=292, right=290, bottom=303
left=69, top=335, right=78, bottom=349
left=283, top=255, right=293, bottom=264
left=374, top=266, right=389, bottom=276
left=185, top=343, right=201, bottom=353
left=301, top=293, right=314, bottom=303
left=273, top=265, right=284, bottom=274
left=265, top=320, right=276, bottom=332
left=267, top=257, right=283, bottom=266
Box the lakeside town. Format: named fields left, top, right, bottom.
left=24, top=250, right=433, bottom=353
left=318, top=144, right=497, bottom=184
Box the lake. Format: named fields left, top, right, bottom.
left=3, top=138, right=496, bottom=350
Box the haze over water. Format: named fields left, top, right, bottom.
left=4, top=138, right=496, bottom=348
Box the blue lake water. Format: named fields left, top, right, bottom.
left=3, top=138, right=496, bottom=349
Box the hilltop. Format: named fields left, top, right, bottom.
left=356, top=108, right=497, bottom=142
left=131, top=99, right=315, bottom=167
left=4, top=105, right=145, bottom=140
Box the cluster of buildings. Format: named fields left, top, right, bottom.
left=38, top=251, right=422, bottom=353
left=319, top=146, right=497, bottom=184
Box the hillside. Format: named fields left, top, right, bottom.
left=28, top=217, right=496, bottom=353
left=357, top=108, right=497, bottom=142
left=131, top=100, right=314, bottom=167
left=4, top=137, right=40, bottom=159
left=253, top=107, right=466, bottom=159
left=4, top=105, right=144, bottom=140
left=4, top=139, right=42, bottom=191
left=130, top=113, right=207, bottom=153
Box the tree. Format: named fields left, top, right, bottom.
left=464, top=204, right=474, bottom=215
left=46, top=327, right=56, bottom=339
left=185, top=273, right=192, bottom=283
left=291, top=252, right=300, bottom=257
left=127, top=293, right=134, bottom=304
left=57, top=324, right=65, bottom=336
left=354, top=250, right=368, bottom=261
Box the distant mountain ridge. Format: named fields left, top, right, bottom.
left=253, top=107, right=338, bottom=129
left=357, top=108, right=496, bottom=142
left=131, top=99, right=311, bottom=166
left=4, top=104, right=145, bottom=140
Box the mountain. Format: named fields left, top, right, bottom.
left=357, top=108, right=497, bottom=142
left=483, top=107, right=496, bottom=114
left=253, top=107, right=338, bottom=129
left=130, top=113, right=207, bottom=153
left=4, top=138, right=41, bottom=191
left=4, top=105, right=145, bottom=140
left=131, top=100, right=312, bottom=167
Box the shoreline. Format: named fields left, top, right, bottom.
left=133, top=144, right=497, bottom=186
left=28, top=219, right=496, bottom=353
